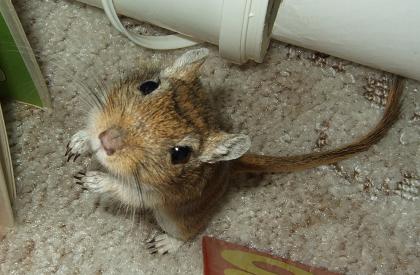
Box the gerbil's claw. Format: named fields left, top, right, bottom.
left=145, top=233, right=183, bottom=255
left=73, top=171, right=86, bottom=187
left=73, top=171, right=109, bottom=194
left=67, top=154, right=74, bottom=162
left=73, top=154, right=80, bottom=162
left=146, top=237, right=155, bottom=244
left=66, top=130, right=90, bottom=162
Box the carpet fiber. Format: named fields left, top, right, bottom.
left=1, top=1, right=419, bottom=274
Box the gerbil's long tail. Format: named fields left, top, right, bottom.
left=233, top=77, right=404, bottom=173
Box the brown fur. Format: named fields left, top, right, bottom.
left=69, top=49, right=403, bottom=250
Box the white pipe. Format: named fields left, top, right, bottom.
left=272, top=0, right=420, bottom=81
left=74, top=0, right=419, bottom=80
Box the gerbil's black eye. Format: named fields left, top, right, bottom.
left=138, top=80, right=159, bottom=95
left=170, top=146, right=192, bottom=165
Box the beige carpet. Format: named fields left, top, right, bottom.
left=1, top=0, right=419, bottom=274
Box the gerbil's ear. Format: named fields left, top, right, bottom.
left=199, top=132, right=251, bottom=163
left=161, top=48, right=209, bottom=81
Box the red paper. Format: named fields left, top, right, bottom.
left=202, top=236, right=341, bottom=275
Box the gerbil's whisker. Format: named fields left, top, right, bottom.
left=130, top=203, right=136, bottom=233
left=123, top=199, right=131, bottom=220
left=132, top=165, right=145, bottom=211
left=115, top=200, right=124, bottom=217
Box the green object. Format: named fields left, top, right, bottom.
left=0, top=0, right=50, bottom=108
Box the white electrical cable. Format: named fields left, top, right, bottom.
left=101, top=0, right=200, bottom=50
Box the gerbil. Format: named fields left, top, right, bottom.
left=65, top=48, right=403, bottom=254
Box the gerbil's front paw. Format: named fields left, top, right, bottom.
left=66, top=130, right=90, bottom=162
left=74, top=171, right=109, bottom=193
left=146, top=233, right=184, bottom=255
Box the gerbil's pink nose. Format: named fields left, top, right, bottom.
left=99, top=127, right=124, bottom=156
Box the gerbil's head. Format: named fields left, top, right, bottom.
left=86, top=48, right=250, bottom=188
